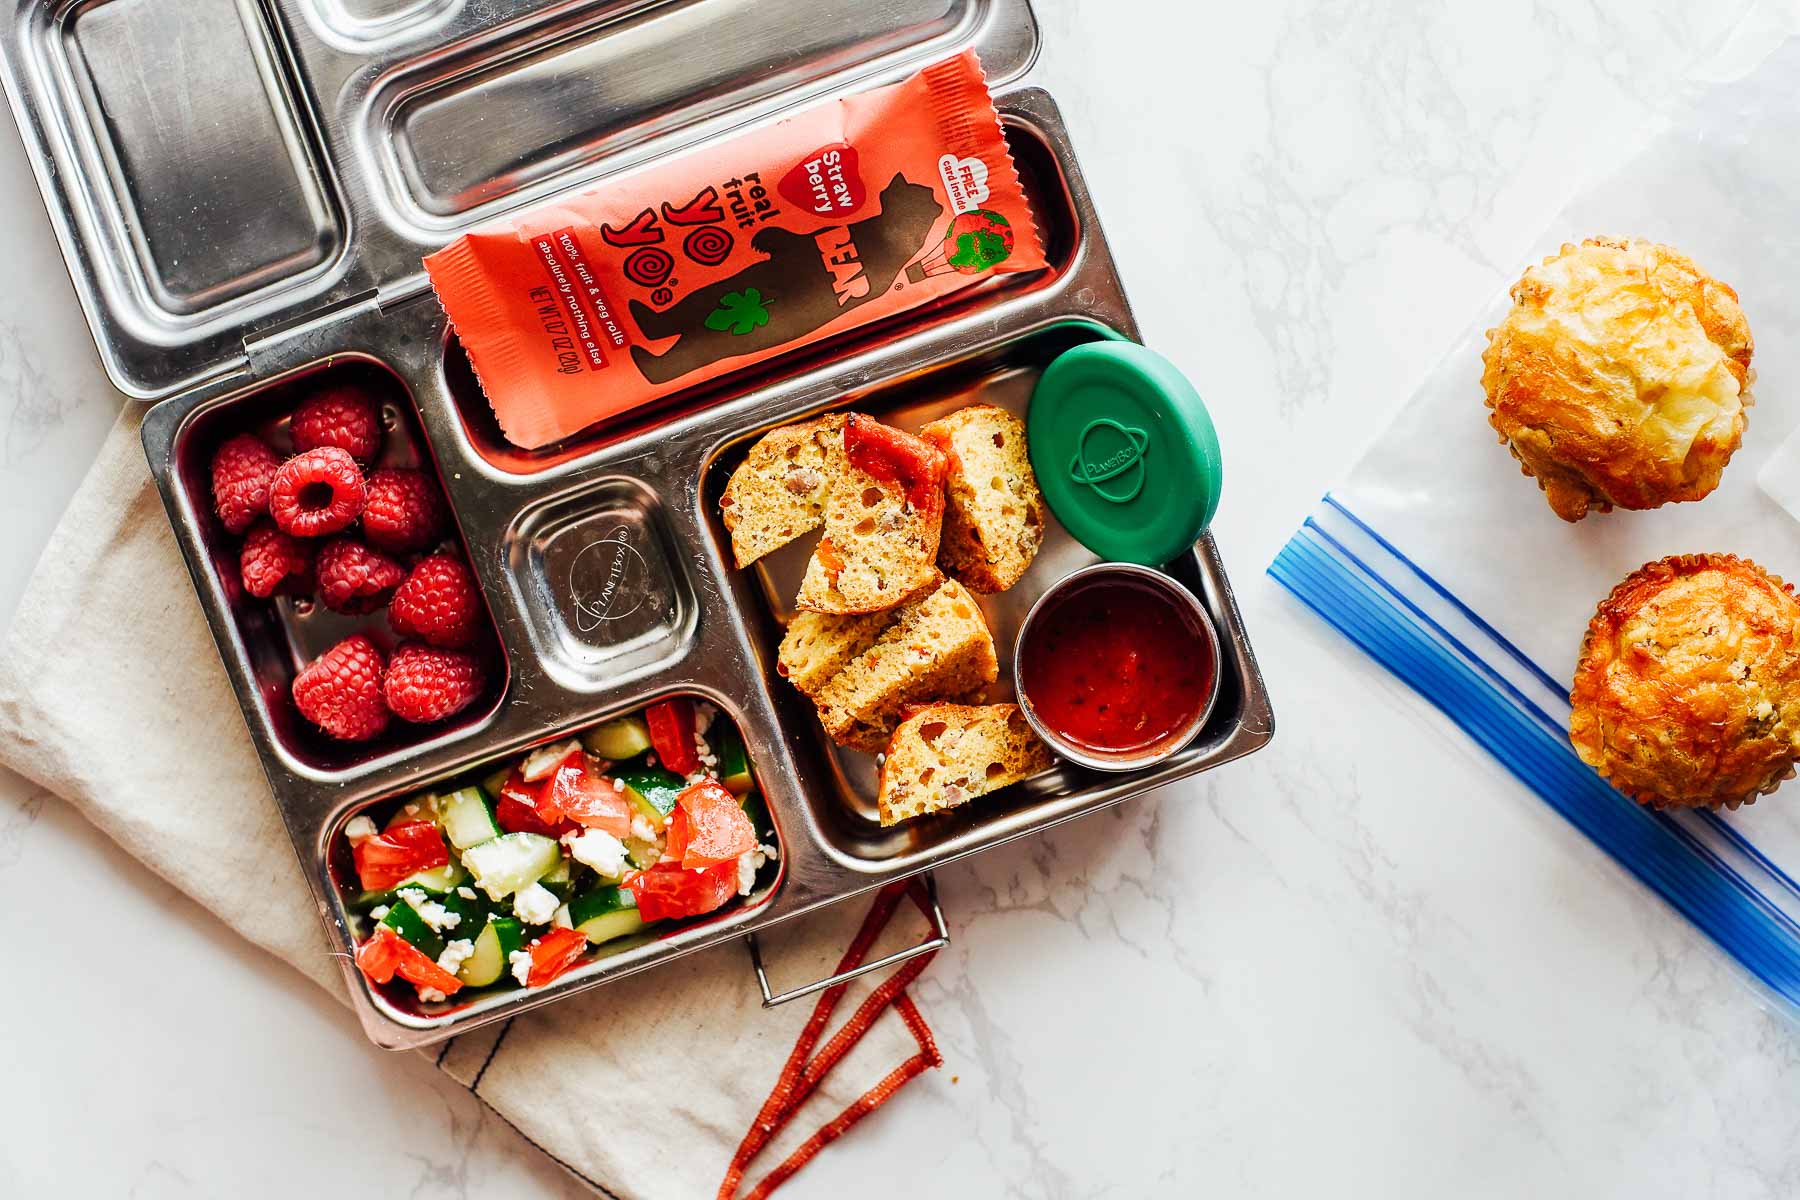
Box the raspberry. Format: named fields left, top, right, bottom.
left=361, top=468, right=446, bottom=554
left=389, top=554, right=482, bottom=648
left=211, top=433, right=280, bottom=534
left=269, top=447, right=366, bottom=538
left=290, top=384, right=383, bottom=464
left=292, top=635, right=389, bottom=741
left=315, top=536, right=406, bottom=614
left=239, top=520, right=314, bottom=599
left=384, top=642, right=485, bottom=724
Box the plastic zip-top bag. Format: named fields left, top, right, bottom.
left=1273, top=38, right=1800, bottom=1013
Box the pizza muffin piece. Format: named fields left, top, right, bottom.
left=1482, top=237, right=1753, bottom=522
left=795, top=415, right=948, bottom=614
left=720, top=413, right=847, bottom=568
left=776, top=609, right=893, bottom=699
left=811, top=578, right=998, bottom=752
left=876, top=703, right=1056, bottom=825
left=1570, top=554, right=1800, bottom=809
left=922, top=405, right=1046, bottom=593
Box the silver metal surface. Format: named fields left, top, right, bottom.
left=1, top=0, right=1273, bottom=1051
left=1010, top=562, right=1224, bottom=772
left=747, top=874, right=948, bottom=1008
left=0, top=0, right=1041, bottom=397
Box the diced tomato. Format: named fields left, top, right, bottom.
left=525, top=926, right=589, bottom=987
left=625, top=860, right=739, bottom=922
left=662, top=805, right=690, bottom=865
left=354, top=928, right=405, bottom=984
left=352, top=820, right=450, bottom=892
left=549, top=752, right=633, bottom=838
left=356, top=927, right=463, bottom=997
left=496, top=769, right=577, bottom=838
left=674, top=779, right=756, bottom=868
left=844, top=413, right=946, bottom=513
left=645, top=698, right=700, bottom=776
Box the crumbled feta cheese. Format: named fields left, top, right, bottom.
left=399, top=888, right=459, bottom=932
left=368, top=905, right=390, bottom=921
left=417, top=987, right=447, bottom=1004
left=508, top=949, right=534, bottom=986
left=566, top=829, right=628, bottom=878
left=630, top=812, right=660, bottom=842
left=456, top=886, right=477, bottom=900
left=694, top=701, right=718, bottom=733
left=521, top=738, right=583, bottom=781
left=436, top=938, right=475, bottom=976
left=513, top=882, right=559, bottom=926
left=344, top=815, right=378, bottom=844
left=552, top=904, right=573, bottom=929
left=735, top=843, right=779, bottom=897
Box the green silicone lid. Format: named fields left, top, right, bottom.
left=1027, top=341, right=1221, bottom=566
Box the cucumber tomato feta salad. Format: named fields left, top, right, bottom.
left=344, top=698, right=776, bottom=1005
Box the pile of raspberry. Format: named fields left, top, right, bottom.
left=209, top=383, right=490, bottom=742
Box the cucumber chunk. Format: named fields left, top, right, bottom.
left=584, top=715, right=653, bottom=761
left=457, top=917, right=525, bottom=987
left=569, top=885, right=645, bottom=945
left=624, top=837, right=661, bottom=871
left=615, top=765, right=684, bottom=822
left=440, top=786, right=503, bottom=851
left=354, top=861, right=467, bottom=909
left=440, top=886, right=490, bottom=944
left=461, top=832, right=561, bottom=900
left=380, top=900, right=445, bottom=960
left=538, top=854, right=574, bottom=902
left=713, top=724, right=754, bottom=795
left=480, top=765, right=512, bottom=800
left=740, top=791, right=774, bottom=843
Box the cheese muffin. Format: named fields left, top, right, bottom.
left=1482, top=238, right=1753, bottom=522
left=1569, top=554, right=1800, bottom=809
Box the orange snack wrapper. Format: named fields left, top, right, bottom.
left=424, top=49, right=1047, bottom=450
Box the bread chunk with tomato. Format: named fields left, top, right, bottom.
left=794, top=415, right=947, bottom=615
left=720, top=413, right=848, bottom=569
left=877, top=703, right=1056, bottom=825
left=811, top=578, right=998, bottom=753
left=922, top=405, right=1046, bottom=594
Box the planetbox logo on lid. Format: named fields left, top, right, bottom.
left=1068, top=418, right=1150, bottom=504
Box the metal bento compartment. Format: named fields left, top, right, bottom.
left=1, top=0, right=1273, bottom=1050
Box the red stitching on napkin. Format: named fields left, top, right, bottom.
left=718, top=879, right=943, bottom=1200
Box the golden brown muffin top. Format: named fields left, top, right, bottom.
left=1570, top=554, right=1800, bottom=809
left=1482, top=237, right=1753, bottom=522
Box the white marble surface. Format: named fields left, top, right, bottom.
left=9, top=1, right=1800, bottom=1196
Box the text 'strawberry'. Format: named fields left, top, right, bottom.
left=389, top=554, right=482, bottom=649
left=290, top=384, right=383, bottom=464
left=315, top=536, right=406, bottom=614
left=384, top=642, right=486, bottom=724
left=239, top=520, right=314, bottom=599
left=211, top=433, right=281, bottom=534
left=292, top=634, right=389, bottom=741
left=362, top=468, right=446, bottom=555
left=269, top=446, right=366, bottom=538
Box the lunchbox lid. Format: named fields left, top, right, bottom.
left=0, top=0, right=1040, bottom=400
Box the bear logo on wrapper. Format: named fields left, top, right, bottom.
left=424, top=49, right=1047, bottom=450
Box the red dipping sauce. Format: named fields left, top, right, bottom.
left=1017, top=570, right=1216, bottom=763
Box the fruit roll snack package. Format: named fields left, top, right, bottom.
left=425, top=49, right=1047, bottom=450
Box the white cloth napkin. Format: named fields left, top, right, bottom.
left=0, top=406, right=937, bottom=1199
